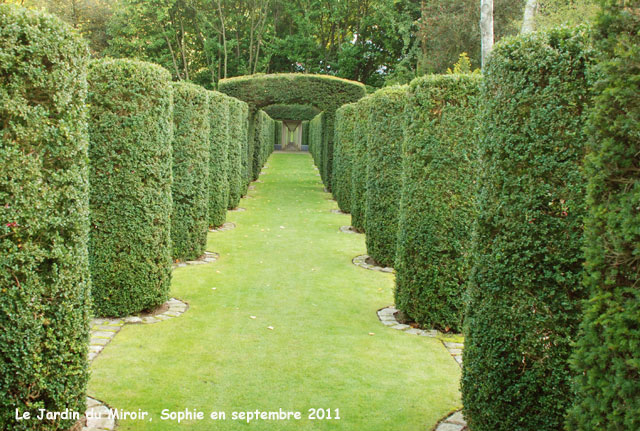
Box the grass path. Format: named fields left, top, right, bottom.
left=88, top=153, right=461, bottom=430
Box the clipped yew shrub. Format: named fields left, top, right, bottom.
left=218, top=73, right=365, bottom=187
left=171, top=82, right=210, bottom=261
left=252, top=110, right=275, bottom=179
left=332, top=103, right=357, bottom=213
left=208, top=91, right=230, bottom=227
left=237, top=102, right=250, bottom=191
left=227, top=97, right=246, bottom=209
left=0, top=6, right=91, bottom=429
left=302, top=120, right=310, bottom=148
left=309, top=113, right=324, bottom=169
left=275, top=119, right=283, bottom=149
left=88, top=59, right=173, bottom=317
left=350, top=97, right=372, bottom=232
left=365, top=86, right=407, bottom=267
left=263, top=103, right=319, bottom=121
left=461, top=28, right=594, bottom=431
left=567, top=3, right=640, bottom=429
left=395, top=76, right=479, bottom=332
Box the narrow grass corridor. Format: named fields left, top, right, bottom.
left=88, top=152, right=461, bottom=430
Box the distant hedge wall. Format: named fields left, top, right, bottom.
left=350, top=97, right=372, bottom=232
left=395, top=76, right=479, bottom=332
left=567, top=3, right=640, bottom=429
left=171, top=82, right=210, bottom=261
left=227, top=97, right=246, bottom=209
left=88, top=58, right=173, bottom=317
left=0, top=6, right=91, bottom=430
left=332, top=103, right=357, bottom=213
left=365, top=86, right=407, bottom=267
left=461, top=28, right=594, bottom=431
left=218, top=73, right=365, bottom=186
left=262, top=103, right=319, bottom=121
left=208, top=91, right=230, bottom=227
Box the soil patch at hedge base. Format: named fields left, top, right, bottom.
left=138, top=302, right=169, bottom=318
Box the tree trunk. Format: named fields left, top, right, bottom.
left=480, top=0, right=494, bottom=69
left=216, top=0, right=228, bottom=79
left=521, top=0, right=537, bottom=34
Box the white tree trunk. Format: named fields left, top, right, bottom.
left=521, top=0, right=538, bottom=34
left=480, top=0, right=494, bottom=69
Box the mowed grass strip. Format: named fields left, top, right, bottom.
left=88, top=152, right=461, bottom=431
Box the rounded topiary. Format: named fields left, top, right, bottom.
left=461, top=27, right=594, bottom=431
left=0, top=6, right=90, bottom=430
left=227, top=97, right=245, bottom=209
left=262, top=103, right=319, bottom=121
left=207, top=91, right=230, bottom=228
left=395, top=76, right=480, bottom=332
left=567, top=3, right=640, bottom=429
left=171, top=82, right=210, bottom=261
left=88, top=58, right=173, bottom=317
left=350, top=96, right=372, bottom=232
left=365, top=86, right=407, bottom=267
left=310, top=113, right=324, bottom=173
left=332, top=103, right=357, bottom=213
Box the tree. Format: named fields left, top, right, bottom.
left=480, top=0, right=493, bottom=68
left=521, top=0, right=537, bottom=33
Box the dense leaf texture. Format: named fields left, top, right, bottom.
left=252, top=110, right=276, bottom=181
left=309, top=113, right=324, bottom=176
left=171, top=82, right=210, bottom=261
left=88, top=58, right=173, bottom=317
left=395, top=76, right=480, bottom=332
left=262, top=104, right=320, bottom=121
left=567, top=2, right=640, bottom=429
left=219, top=73, right=365, bottom=188
left=332, top=103, right=357, bottom=213
left=365, top=87, right=407, bottom=267
left=208, top=91, right=230, bottom=227
left=461, top=28, right=594, bottom=431
left=227, top=97, right=248, bottom=209
left=0, top=6, right=91, bottom=429
left=350, top=97, right=372, bottom=232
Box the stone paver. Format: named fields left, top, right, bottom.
left=172, top=251, right=219, bottom=269
left=331, top=209, right=347, bottom=215
left=376, top=306, right=463, bottom=368
left=339, top=225, right=361, bottom=234
left=210, top=221, right=236, bottom=233
left=81, top=397, right=116, bottom=431
left=230, top=206, right=247, bottom=211
left=435, top=410, right=468, bottom=431
left=352, top=255, right=394, bottom=273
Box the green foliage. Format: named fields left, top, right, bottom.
left=170, top=82, right=210, bottom=261
left=218, top=73, right=365, bottom=187
left=446, top=53, right=479, bottom=74
left=567, top=3, right=640, bottom=429
left=461, top=27, right=595, bottom=431
left=262, top=104, right=320, bottom=121
left=302, top=120, right=310, bottom=148
left=0, top=6, right=90, bottom=430
left=88, top=58, right=173, bottom=317
left=395, top=75, right=480, bottom=333
left=535, top=0, right=600, bottom=30
left=227, top=97, right=248, bottom=209
left=309, top=113, right=324, bottom=169
left=365, top=86, right=407, bottom=267
left=350, top=97, right=372, bottom=232
left=208, top=91, right=230, bottom=227
left=252, top=110, right=275, bottom=179
left=332, top=103, right=357, bottom=213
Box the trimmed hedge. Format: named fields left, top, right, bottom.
left=0, top=6, right=91, bottom=430
left=461, top=28, right=594, bottom=431
left=207, top=91, right=230, bottom=227
left=88, top=58, right=173, bottom=317
left=395, top=76, right=480, bottom=332
left=350, top=97, right=372, bottom=232
left=567, top=3, right=640, bottom=429
left=262, top=103, right=319, bottom=121
left=170, top=82, right=210, bottom=261
left=275, top=119, right=283, bottom=149
left=365, top=86, right=407, bottom=267
left=332, top=103, right=357, bottom=213
left=252, top=110, right=275, bottom=179
left=302, top=120, right=309, bottom=148
left=309, top=112, right=324, bottom=166
left=227, top=97, right=246, bottom=209
left=218, top=73, right=365, bottom=186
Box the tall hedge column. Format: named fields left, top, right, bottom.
left=365, top=87, right=406, bottom=267
left=461, top=28, right=593, bottom=431
left=208, top=91, right=230, bottom=227
left=568, top=3, right=640, bottom=429
left=171, top=82, right=210, bottom=261
left=395, top=76, right=480, bottom=332
left=350, top=97, right=372, bottom=232
left=88, top=59, right=173, bottom=317
left=0, top=6, right=91, bottom=429
left=227, top=98, right=244, bottom=209
left=332, top=103, right=357, bottom=213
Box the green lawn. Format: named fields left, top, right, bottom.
left=88, top=152, right=461, bottom=430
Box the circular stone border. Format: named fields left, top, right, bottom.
left=173, top=251, right=219, bottom=268
left=331, top=209, right=347, bottom=215
left=210, top=222, right=236, bottom=233
left=339, top=225, right=361, bottom=234
left=352, top=255, right=394, bottom=273
left=230, top=207, right=247, bottom=212
left=434, top=410, right=467, bottom=431
left=248, top=185, right=256, bottom=191
left=81, top=396, right=116, bottom=431
left=88, top=298, right=189, bottom=362
left=376, top=306, right=463, bottom=367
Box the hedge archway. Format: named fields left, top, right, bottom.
left=218, top=73, right=365, bottom=189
